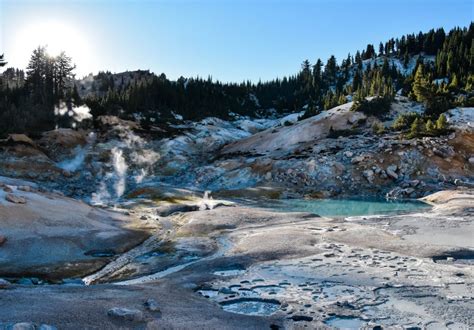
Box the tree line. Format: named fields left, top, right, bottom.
left=0, top=23, right=472, bottom=137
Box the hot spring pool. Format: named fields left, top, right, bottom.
left=242, top=198, right=430, bottom=217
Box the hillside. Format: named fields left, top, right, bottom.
left=2, top=24, right=472, bottom=137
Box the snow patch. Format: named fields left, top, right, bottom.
left=446, top=108, right=474, bottom=131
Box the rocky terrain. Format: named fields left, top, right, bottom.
left=0, top=99, right=472, bottom=329
left=0, top=180, right=472, bottom=329
left=0, top=97, right=472, bottom=202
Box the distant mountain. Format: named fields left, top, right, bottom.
left=75, top=24, right=473, bottom=124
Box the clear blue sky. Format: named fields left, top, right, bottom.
left=1, top=0, right=472, bottom=82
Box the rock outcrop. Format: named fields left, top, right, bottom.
left=0, top=178, right=154, bottom=280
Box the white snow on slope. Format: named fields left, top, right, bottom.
left=447, top=108, right=474, bottom=131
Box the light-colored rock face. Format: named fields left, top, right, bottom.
left=0, top=179, right=154, bottom=280
left=222, top=102, right=365, bottom=155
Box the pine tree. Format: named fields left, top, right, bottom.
left=0, top=54, right=7, bottom=67
left=352, top=70, right=362, bottom=91
left=324, top=56, right=337, bottom=85
left=425, top=119, right=436, bottom=134
left=54, top=51, right=76, bottom=101
left=412, top=64, right=432, bottom=102
left=449, top=74, right=459, bottom=90
left=355, top=51, right=362, bottom=70
left=409, top=117, right=424, bottom=138
left=435, top=113, right=449, bottom=132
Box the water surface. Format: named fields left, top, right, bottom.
left=242, top=198, right=430, bottom=217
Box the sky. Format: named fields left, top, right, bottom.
left=1, top=0, right=472, bottom=82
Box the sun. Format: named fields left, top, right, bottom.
left=11, top=20, right=96, bottom=77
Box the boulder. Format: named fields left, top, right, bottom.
left=433, top=146, right=455, bottom=159
left=385, top=164, right=398, bottom=180
left=387, top=164, right=398, bottom=172
left=409, top=180, right=420, bottom=187
left=5, top=194, right=26, bottom=204
left=386, top=187, right=405, bottom=199
left=144, top=298, right=160, bottom=312
left=11, top=322, right=35, bottom=330
left=156, top=204, right=199, bottom=217
left=18, top=185, right=32, bottom=192
left=343, top=151, right=353, bottom=158
left=107, top=307, right=144, bottom=322
left=362, top=169, right=374, bottom=183
left=0, top=278, right=11, bottom=289
left=38, top=129, right=88, bottom=161
left=351, top=155, right=365, bottom=164
left=386, top=168, right=398, bottom=180
left=469, top=156, right=474, bottom=165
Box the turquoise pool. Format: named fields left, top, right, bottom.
left=244, top=198, right=431, bottom=217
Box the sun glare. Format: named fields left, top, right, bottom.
left=12, top=20, right=95, bottom=76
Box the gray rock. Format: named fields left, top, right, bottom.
left=362, top=169, right=374, bottom=183
left=386, top=187, right=405, bottom=199
left=0, top=278, right=11, bottom=289
left=405, top=188, right=415, bottom=195
left=386, top=168, right=398, bottom=180
left=156, top=204, right=199, bottom=217
left=17, top=185, right=32, bottom=192
left=12, top=323, right=35, bottom=330
left=5, top=194, right=26, bottom=204
left=387, top=164, right=398, bottom=172
left=107, top=307, right=144, bottom=322
left=144, top=298, right=160, bottom=312
left=351, top=155, right=365, bottom=164
left=409, top=180, right=420, bottom=187
left=343, top=151, right=353, bottom=158
left=433, top=146, right=455, bottom=159
left=39, top=325, right=58, bottom=330
left=469, top=156, right=474, bottom=165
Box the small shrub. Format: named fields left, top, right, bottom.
left=351, top=96, right=392, bottom=118
left=435, top=113, right=449, bottom=132
left=408, top=117, right=425, bottom=138
left=425, top=119, right=436, bottom=134
left=372, top=121, right=385, bottom=135
left=392, top=112, right=420, bottom=130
